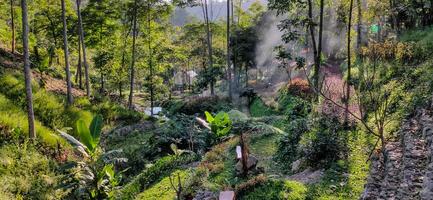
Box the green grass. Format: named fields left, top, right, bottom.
left=238, top=179, right=307, bottom=200
left=249, top=133, right=281, bottom=175
left=136, top=169, right=189, bottom=200
left=0, top=143, right=66, bottom=199
left=0, top=73, right=94, bottom=137
left=303, top=130, right=372, bottom=199
left=116, top=154, right=199, bottom=199
left=250, top=98, right=277, bottom=117
left=0, top=94, right=65, bottom=146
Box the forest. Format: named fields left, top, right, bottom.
left=1, top=0, right=433, bottom=199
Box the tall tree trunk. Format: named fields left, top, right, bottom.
left=10, top=0, right=15, bottom=53
left=76, top=0, right=90, bottom=98
left=315, top=0, right=324, bottom=99
left=307, top=0, right=318, bottom=96
left=345, top=0, right=354, bottom=126
left=76, top=38, right=83, bottom=89
left=21, top=0, right=35, bottom=139
left=147, top=2, right=154, bottom=116
left=356, top=0, right=363, bottom=51
left=203, top=0, right=214, bottom=95
left=128, top=0, right=138, bottom=110
left=227, top=0, right=232, bottom=100
left=61, top=0, right=73, bottom=105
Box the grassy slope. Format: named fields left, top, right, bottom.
left=136, top=170, right=189, bottom=200
left=0, top=94, right=64, bottom=146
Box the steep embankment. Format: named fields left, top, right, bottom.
left=0, top=47, right=85, bottom=97
left=362, top=109, right=433, bottom=199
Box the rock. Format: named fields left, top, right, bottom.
left=192, top=190, right=217, bottom=200
left=235, top=155, right=258, bottom=173
left=291, top=159, right=302, bottom=172
left=219, top=191, right=235, bottom=200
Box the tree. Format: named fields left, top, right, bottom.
left=200, top=0, right=215, bottom=95
left=128, top=0, right=138, bottom=109
left=76, top=0, right=90, bottom=98
left=315, top=0, right=325, bottom=100
left=227, top=0, right=232, bottom=100
left=356, top=0, right=363, bottom=51
left=344, top=0, right=354, bottom=126
left=61, top=0, right=73, bottom=105
left=21, top=0, right=36, bottom=139
left=76, top=36, right=83, bottom=89
left=10, top=0, right=15, bottom=53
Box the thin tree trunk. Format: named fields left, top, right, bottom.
left=315, top=0, right=324, bottom=98
left=128, top=0, right=138, bottom=110
left=147, top=2, right=154, bottom=116
left=307, top=0, right=318, bottom=96
left=227, top=0, right=232, bottom=100
left=203, top=0, right=214, bottom=95
left=77, top=38, right=83, bottom=89
left=76, top=0, right=90, bottom=98
left=61, top=0, right=73, bottom=105
left=10, top=0, right=15, bottom=53
left=21, top=0, right=35, bottom=139
left=345, top=0, right=354, bottom=126
left=356, top=0, right=362, bottom=51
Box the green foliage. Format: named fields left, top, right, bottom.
left=0, top=74, right=94, bottom=137
left=249, top=98, right=277, bottom=117
left=136, top=170, right=189, bottom=200
left=300, top=115, right=347, bottom=168
left=227, top=109, right=249, bottom=122
left=276, top=92, right=311, bottom=119
left=164, top=96, right=231, bottom=116
left=0, top=94, right=64, bottom=146
left=238, top=179, right=307, bottom=200
left=0, top=143, right=66, bottom=199
left=76, top=115, right=103, bottom=153
left=275, top=118, right=309, bottom=170
left=117, top=153, right=199, bottom=199
left=205, top=111, right=232, bottom=137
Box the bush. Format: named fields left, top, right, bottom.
left=284, top=78, right=314, bottom=100
left=276, top=93, right=310, bottom=120
left=117, top=153, right=199, bottom=199
left=155, top=114, right=214, bottom=154
left=300, top=115, right=347, bottom=167
left=274, top=118, right=309, bottom=170
left=0, top=144, right=66, bottom=199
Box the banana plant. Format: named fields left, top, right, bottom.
left=58, top=114, right=103, bottom=157
left=205, top=111, right=232, bottom=137
left=76, top=114, right=103, bottom=154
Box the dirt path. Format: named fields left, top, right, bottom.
left=320, top=61, right=360, bottom=122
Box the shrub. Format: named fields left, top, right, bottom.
left=276, top=93, right=310, bottom=120
left=155, top=114, right=214, bottom=154
left=300, top=115, right=347, bottom=167
left=275, top=118, right=309, bottom=170
left=285, top=78, right=314, bottom=100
